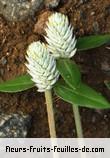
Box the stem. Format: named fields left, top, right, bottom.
left=45, top=89, right=57, bottom=138
left=72, top=105, right=83, bottom=138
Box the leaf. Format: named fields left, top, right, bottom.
left=56, top=59, right=81, bottom=89
left=77, top=35, right=110, bottom=51
left=54, top=81, right=110, bottom=109
left=104, top=81, right=110, bottom=90
left=0, top=74, right=35, bottom=93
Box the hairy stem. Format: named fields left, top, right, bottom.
left=45, top=90, right=57, bottom=138
left=72, top=105, right=83, bottom=138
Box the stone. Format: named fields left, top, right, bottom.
left=0, top=113, right=31, bottom=138
left=92, top=21, right=100, bottom=34
left=80, top=10, right=86, bottom=21
left=0, top=0, right=44, bottom=21
left=79, top=0, right=90, bottom=4
left=101, top=61, right=110, bottom=72
left=1, top=57, right=7, bottom=65
left=92, top=115, right=96, bottom=123
left=45, top=0, right=60, bottom=9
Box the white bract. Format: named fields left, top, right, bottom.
left=26, top=42, right=59, bottom=92
left=45, top=12, right=77, bottom=58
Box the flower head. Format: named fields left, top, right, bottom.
left=45, top=12, right=77, bottom=58
left=26, top=41, right=59, bottom=92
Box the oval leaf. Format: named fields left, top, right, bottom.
left=77, top=35, right=110, bottom=51
left=54, top=81, right=110, bottom=109
left=0, top=74, right=34, bottom=93
left=57, top=59, right=81, bottom=89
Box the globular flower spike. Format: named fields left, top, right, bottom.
left=45, top=12, right=77, bottom=58
left=26, top=41, right=59, bottom=92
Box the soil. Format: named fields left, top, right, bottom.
left=0, top=0, right=110, bottom=137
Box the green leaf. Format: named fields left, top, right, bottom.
left=57, top=59, right=81, bottom=89
left=104, top=81, right=110, bottom=90
left=0, top=74, right=35, bottom=93
left=54, top=81, right=110, bottom=109
left=77, top=35, right=110, bottom=51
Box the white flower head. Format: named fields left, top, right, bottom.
left=26, top=41, right=59, bottom=92
left=45, top=12, right=77, bottom=58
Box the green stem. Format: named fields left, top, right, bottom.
left=72, top=105, right=83, bottom=138
left=45, top=90, right=57, bottom=138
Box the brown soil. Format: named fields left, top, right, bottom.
left=0, top=0, right=110, bottom=137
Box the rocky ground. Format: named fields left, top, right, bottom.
left=0, top=0, right=110, bottom=137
